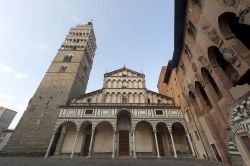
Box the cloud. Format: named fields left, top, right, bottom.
left=72, top=14, right=82, bottom=22
left=15, top=73, right=28, bottom=80
left=0, top=64, right=14, bottom=72
left=0, top=63, right=28, bottom=80
left=58, top=0, right=67, bottom=10
left=0, top=94, right=15, bottom=100
left=37, top=42, right=48, bottom=49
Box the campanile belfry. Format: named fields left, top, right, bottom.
left=3, top=22, right=97, bottom=155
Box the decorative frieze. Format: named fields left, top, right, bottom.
left=198, top=56, right=213, bottom=73
left=220, top=48, right=241, bottom=67
left=238, top=7, right=250, bottom=26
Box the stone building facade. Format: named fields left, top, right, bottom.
left=44, top=67, right=194, bottom=159
left=158, top=0, right=250, bottom=165
left=0, top=107, right=16, bottom=133
left=1, top=22, right=97, bottom=156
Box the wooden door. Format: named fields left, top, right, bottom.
left=119, top=130, right=129, bottom=156
left=82, top=134, right=91, bottom=156
left=157, top=134, right=165, bottom=156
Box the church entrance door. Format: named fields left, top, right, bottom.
left=119, top=130, right=129, bottom=156
left=82, top=134, right=91, bottom=156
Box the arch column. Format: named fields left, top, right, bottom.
left=54, top=126, right=67, bottom=155
left=153, top=129, right=160, bottom=158
left=88, top=128, right=95, bottom=158
left=44, top=131, right=56, bottom=158
left=184, top=128, right=196, bottom=157
left=112, top=130, right=117, bottom=158
left=132, top=130, right=137, bottom=158
left=70, top=128, right=80, bottom=158
left=169, top=128, right=177, bottom=158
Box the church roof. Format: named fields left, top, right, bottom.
left=104, top=66, right=145, bottom=77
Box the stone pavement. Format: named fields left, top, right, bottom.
left=0, top=157, right=225, bottom=166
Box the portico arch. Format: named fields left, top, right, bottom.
left=135, top=121, right=155, bottom=157
left=172, top=122, right=191, bottom=157
left=155, top=122, right=172, bottom=157
left=93, top=121, right=113, bottom=158
left=117, top=110, right=131, bottom=156
left=79, top=121, right=92, bottom=156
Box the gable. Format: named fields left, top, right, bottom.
left=104, top=67, right=145, bottom=78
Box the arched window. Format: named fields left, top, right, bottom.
left=59, top=65, right=67, bottom=73
left=208, top=46, right=240, bottom=86
left=201, top=67, right=223, bottom=100
left=218, top=12, right=250, bottom=49
left=195, top=81, right=213, bottom=110
left=63, top=55, right=73, bottom=62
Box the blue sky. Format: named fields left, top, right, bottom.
left=0, top=0, right=174, bottom=129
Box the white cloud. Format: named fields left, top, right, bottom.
left=0, top=64, right=14, bottom=72
left=0, top=64, right=28, bottom=79
left=37, top=42, right=48, bottom=49
left=58, top=0, right=67, bottom=10
left=0, top=94, right=15, bottom=100
left=14, top=73, right=28, bottom=80
left=72, top=14, right=82, bottom=23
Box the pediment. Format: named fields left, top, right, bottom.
left=104, top=66, right=144, bottom=78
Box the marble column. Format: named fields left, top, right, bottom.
left=112, top=130, right=116, bottom=158
left=132, top=130, right=137, bottom=158
left=153, top=129, right=160, bottom=158
left=70, top=130, right=80, bottom=159
left=186, top=132, right=196, bottom=157
left=169, top=130, right=177, bottom=158
left=44, top=132, right=55, bottom=158
left=54, top=126, right=66, bottom=155
left=88, top=128, right=95, bottom=158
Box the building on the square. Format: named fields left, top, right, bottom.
left=158, top=0, right=250, bottom=165
left=0, top=129, right=14, bottom=151
left=44, top=67, right=194, bottom=159
left=0, top=107, right=16, bottom=133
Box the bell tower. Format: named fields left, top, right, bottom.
left=3, top=22, right=97, bottom=155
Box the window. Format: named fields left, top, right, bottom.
left=148, top=98, right=150, bottom=103
left=155, top=110, right=163, bottom=115
left=59, top=65, right=67, bottom=73
left=187, top=21, right=197, bottom=38
left=158, top=99, right=161, bottom=103
left=192, top=0, right=204, bottom=8
left=194, top=131, right=200, bottom=140
left=122, top=95, right=128, bottom=103
left=87, top=98, right=91, bottom=103
left=122, top=74, right=127, bottom=77
left=122, top=86, right=127, bottom=89
left=85, top=110, right=93, bottom=115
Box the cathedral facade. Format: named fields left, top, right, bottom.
left=44, top=67, right=194, bottom=159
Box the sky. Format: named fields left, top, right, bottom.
left=0, top=0, right=174, bottom=129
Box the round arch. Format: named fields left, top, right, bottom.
left=218, top=12, right=250, bottom=49
left=171, top=122, right=191, bottom=157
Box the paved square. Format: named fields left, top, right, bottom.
left=0, top=157, right=223, bottom=166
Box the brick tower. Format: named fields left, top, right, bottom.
left=2, top=22, right=97, bottom=155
